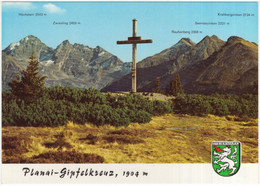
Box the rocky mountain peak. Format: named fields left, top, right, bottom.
left=205, top=35, right=223, bottom=42
left=21, top=35, right=43, bottom=46
left=197, top=35, right=218, bottom=46
left=211, top=35, right=220, bottom=40
left=55, top=40, right=72, bottom=52
left=26, top=35, right=39, bottom=40
left=193, top=35, right=225, bottom=60
left=3, top=35, right=52, bottom=61
left=4, top=35, right=41, bottom=54
left=226, top=36, right=258, bottom=50
left=176, top=38, right=195, bottom=47
left=94, top=46, right=103, bottom=53
left=62, top=40, right=70, bottom=44
left=192, top=35, right=258, bottom=94
left=227, top=36, right=244, bottom=44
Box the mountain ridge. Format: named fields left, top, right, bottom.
left=102, top=35, right=258, bottom=95
left=2, top=35, right=131, bottom=90
left=2, top=35, right=258, bottom=95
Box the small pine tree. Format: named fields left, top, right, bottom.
left=166, top=73, right=184, bottom=96
left=154, top=77, right=161, bottom=93
left=175, top=73, right=184, bottom=95
left=8, top=52, right=47, bottom=100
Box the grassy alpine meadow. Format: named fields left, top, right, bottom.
left=2, top=114, right=258, bottom=163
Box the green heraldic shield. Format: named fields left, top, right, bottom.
left=212, top=141, right=241, bottom=176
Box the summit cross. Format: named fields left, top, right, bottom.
left=117, top=19, right=153, bottom=93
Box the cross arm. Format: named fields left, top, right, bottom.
left=117, top=39, right=153, bottom=44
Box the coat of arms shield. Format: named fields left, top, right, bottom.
left=212, top=141, right=241, bottom=176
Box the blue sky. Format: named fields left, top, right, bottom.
left=2, top=2, right=258, bottom=62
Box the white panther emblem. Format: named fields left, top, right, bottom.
left=213, top=146, right=238, bottom=175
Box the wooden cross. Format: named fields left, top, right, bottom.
left=117, top=19, right=152, bottom=93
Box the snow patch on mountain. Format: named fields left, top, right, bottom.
left=98, top=51, right=105, bottom=56
left=8, top=36, right=30, bottom=52
left=9, top=42, right=21, bottom=51
left=43, top=60, right=55, bottom=66
left=23, top=36, right=29, bottom=42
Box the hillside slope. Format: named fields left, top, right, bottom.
left=103, top=35, right=257, bottom=95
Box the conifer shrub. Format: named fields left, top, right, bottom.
left=2, top=97, right=69, bottom=127
left=44, top=86, right=107, bottom=105
left=2, top=86, right=173, bottom=127
left=209, top=98, right=230, bottom=116
left=173, top=94, right=213, bottom=116
left=152, top=100, right=172, bottom=116
left=172, top=94, right=257, bottom=118
left=112, top=108, right=131, bottom=127
left=109, top=94, right=171, bottom=115
left=128, top=109, right=152, bottom=123
left=88, top=104, right=130, bottom=127
left=110, top=94, right=153, bottom=112
left=3, top=85, right=257, bottom=128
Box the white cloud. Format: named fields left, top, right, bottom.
left=3, top=2, right=36, bottom=10
left=43, top=3, right=66, bottom=14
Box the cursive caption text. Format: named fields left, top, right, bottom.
left=22, top=167, right=149, bottom=179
